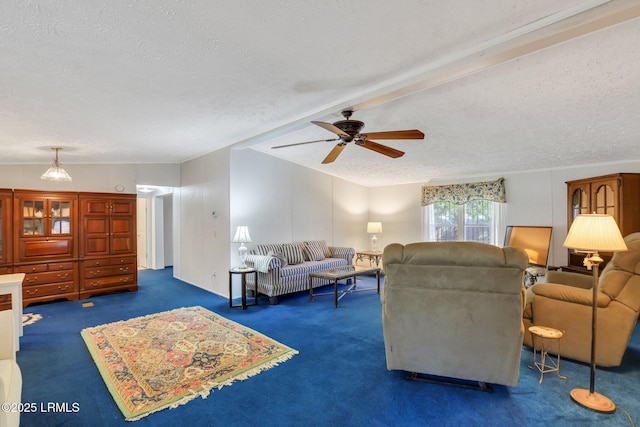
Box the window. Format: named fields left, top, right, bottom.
left=423, top=200, right=504, bottom=245
left=421, top=178, right=507, bottom=245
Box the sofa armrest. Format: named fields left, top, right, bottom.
left=329, top=246, right=355, bottom=263
left=532, top=283, right=611, bottom=308
left=545, top=270, right=594, bottom=289
left=245, top=254, right=282, bottom=273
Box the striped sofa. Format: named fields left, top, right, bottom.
left=245, top=240, right=355, bottom=305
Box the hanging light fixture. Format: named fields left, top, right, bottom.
left=41, top=147, right=72, bottom=182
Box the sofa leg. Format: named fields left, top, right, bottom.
left=269, top=296, right=279, bottom=305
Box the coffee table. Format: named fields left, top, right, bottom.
left=309, top=265, right=381, bottom=308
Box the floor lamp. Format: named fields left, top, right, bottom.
left=562, top=214, right=627, bottom=414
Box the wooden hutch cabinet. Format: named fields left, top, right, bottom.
left=566, top=173, right=640, bottom=271
left=0, top=189, right=137, bottom=308
left=12, top=190, right=79, bottom=306
left=0, top=190, right=14, bottom=310
left=0, top=190, right=13, bottom=273
left=79, top=193, right=137, bottom=299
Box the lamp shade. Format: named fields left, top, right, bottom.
left=563, top=214, right=627, bottom=252
left=232, top=226, right=252, bottom=243
left=41, top=147, right=72, bottom=182
left=367, top=222, right=382, bottom=234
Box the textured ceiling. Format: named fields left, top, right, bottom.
left=1, top=1, right=640, bottom=186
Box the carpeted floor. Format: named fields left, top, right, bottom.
left=16, top=268, right=640, bottom=426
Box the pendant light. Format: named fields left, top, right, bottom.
left=41, top=147, right=72, bottom=182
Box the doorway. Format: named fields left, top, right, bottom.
left=136, top=186, right=174, bottom=270
left=137, top=197, right=148, bottom=269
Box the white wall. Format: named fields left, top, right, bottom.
left=0, top=163, right=179, bottom=193
left=229, top=149, right=369, bottom=258
left=175, top=148, right=369, bottom=298
left=175, top=148, right=231, bottom=296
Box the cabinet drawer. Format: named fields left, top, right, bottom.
left=15, top=264, right=48, bottom=273
left=48, top=261, right=74, bottom=271
left=82, top=256, right=135, bottom=267
left=15, top=262, right=74, bottom=273
left=109, top=256, right=136, bottom=266
left=23, top=281, right=76, bottom=299
left=23, top=270, right=75, bottom=286
left=84, top=264, right=134, bottom=278
left=83, top=274, right=135, bottom=290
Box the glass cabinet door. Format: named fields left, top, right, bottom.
left=594, top=184, right=615, bottom=215
left=22, top=200, right=45, bottom=235
left=51, top=200, right=72, bottom=234
left=571, top=188, right=589, bottom=220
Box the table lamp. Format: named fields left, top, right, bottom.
left=232, top=226, right=252, bottom=269
left=562, top=214, right=627, bottom=414
left=367, top=222, right=382, bottom=252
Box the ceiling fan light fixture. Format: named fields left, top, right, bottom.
left=41, top=147, right=72, bottom=182
left=272, top=110, right=425, bottom=164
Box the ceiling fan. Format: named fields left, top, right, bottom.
left=271, top=110, right=425, bottom=164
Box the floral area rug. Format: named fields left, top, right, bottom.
left=23, top=313, right=42, bottom=325
left=81, top=306, right=298, bottom=421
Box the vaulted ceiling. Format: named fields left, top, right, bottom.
left=2, top=1, right=640, bottom=187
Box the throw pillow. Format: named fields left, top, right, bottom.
left=306, top=240, right=331, bottom=258
left=255, top=243, right=282, bottom=256
left=303, top=241, right=326, bottom=261
left=281, top=243, right=305, bottom=265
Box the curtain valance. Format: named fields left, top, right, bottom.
left=421, top=177, right=506, bottom=206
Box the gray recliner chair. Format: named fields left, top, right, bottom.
left=523, top=232, right=640, bottom=367
left=381, top=242, right=528, bottom=388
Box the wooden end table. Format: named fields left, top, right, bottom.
left=309, top=265, right=381, bottom=308
left=229, top=268, right=258, bottom=310
left=356, top=251, right=383, bottom=267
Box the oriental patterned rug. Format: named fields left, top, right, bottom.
left=81, top=306, right=298, bottom=421
left=22, top=313, right=42, bottom=325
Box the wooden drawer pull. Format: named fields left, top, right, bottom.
left=25, top=276, right=38, bottom=282
left=26, top=288, right=39, bottom=295
left=58, top=285, right=69, bottom=291
left=120, top=267, right=129, bottom=272
left=58, top=273, right=69, bottom=279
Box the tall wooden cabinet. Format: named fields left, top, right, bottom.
left=0, top=190, right=12, bottom=272
left=79, top=193, right=137, bottom=299
left=0, top=189, right=137, bottom=308
left=566, top=173, right=640, bottom=270
left=0, top=190, right=14, bottom=310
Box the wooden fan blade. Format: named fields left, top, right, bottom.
left=363, top=130, right=424, bottom=140
left=272, top=138, right=340, bottom=149
left=358, top=140, right=404, bottom=158
left=312, top=121, right=349, bottom=137
left=322, top=144, right=347, bottom=164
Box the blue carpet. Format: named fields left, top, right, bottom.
left=16, top=268, right=640, bottom=426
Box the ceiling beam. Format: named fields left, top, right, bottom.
left=233, top=0, right=640, bottom=149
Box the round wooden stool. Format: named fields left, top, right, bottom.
left=528, top=325, right=568, bottom=384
